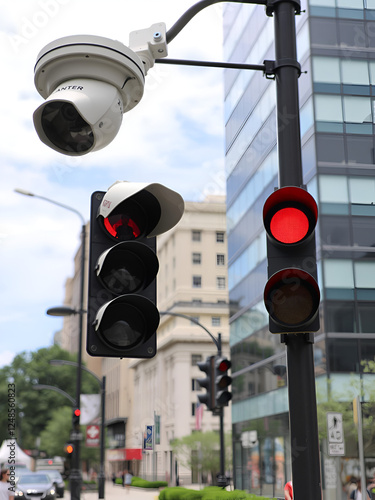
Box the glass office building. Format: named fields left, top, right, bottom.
left=224, top=0, right=375, bottom=497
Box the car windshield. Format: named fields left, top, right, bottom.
left=41, top=471, right=61, bottom=480
left=19, top=474, right=50, bottom=484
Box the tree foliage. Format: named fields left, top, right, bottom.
left=172, top=431, right=232, bottom=483
left=0, top=344, right=99, bottom=454
left=316, top=363, right=375, bottom=458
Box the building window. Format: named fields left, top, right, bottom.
left=217, top=254, right=225, bottom=266
left=192, top=403, right=196, bottom=416
left=192, top=230, right=201, bottom=242
left=216, top=231, right=225, bottom=243
left=212, top=317, right=221, bottom=327
left=193, top=276, right=202, bottom=288
left=217, top=276, right=226, bottom=289
left=192, top=252, right=201, bottom=264
left=192, top=354, right=202, bottom=366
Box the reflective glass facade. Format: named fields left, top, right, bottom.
left=224, top=0, right=375, bottom=497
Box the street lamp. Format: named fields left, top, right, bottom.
left=15, top=188, right=86, bottom=500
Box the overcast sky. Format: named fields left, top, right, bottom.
left=0, top=0, right=226, bottom=366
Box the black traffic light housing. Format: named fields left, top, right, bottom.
left=214, top=356, right=232, bottom=408
left=197, top=356, right=215, bottom=411
left=72, top=408, right=80, bottom=431
left=87, top=181, right=184, bottom=358
left=263, top=186, right=320, bottom=334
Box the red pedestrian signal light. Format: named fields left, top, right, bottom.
left=263, top=186, right=320, bottom=334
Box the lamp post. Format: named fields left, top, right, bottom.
left=50, top=359, right=106, bottom=500
left=14, top=188, right=86, bottom=500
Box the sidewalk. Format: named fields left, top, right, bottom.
left=72, top=480, right=165, bottom=500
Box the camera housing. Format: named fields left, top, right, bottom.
left=33, top=35, right=146, bottom=156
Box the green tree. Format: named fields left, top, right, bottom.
left=0, top=344, right=99, bottom=451
left=316, top=365, right=375, bottom=459
left=39, top=406, right=100, bottom=463
left=172, top=431, right=232, bottom=484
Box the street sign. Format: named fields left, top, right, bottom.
left=327, top=412, right=343, bottom=443
left=144, top=425, right=153, bottom=451
left=86, top=425, right=100, bottom=447
left=69, top=431, right=83, bottom=441
left=327, top=412, right=345, bottom=456
left=328, top=443, right=345, bottom=456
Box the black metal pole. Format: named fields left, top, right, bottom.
left=217, top=333, right=227, bottom=487
left=98, top=376, right=106, bottom=499
left=272, top=1, right=322, bottom=498
left=70, top=223, right=86, bottom=500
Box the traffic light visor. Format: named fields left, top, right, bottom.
left=264, top=268, right=320, bottom=329
left=94, top=295, right=159, bottom=350
left=96, top=241, right=159, bottom=294
left=263, top=187, right=317, bottom=245
left=101, top=193, right=161, bottom=241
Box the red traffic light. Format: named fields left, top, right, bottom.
left=217, top=359, right=231, bottom=372
left=263, top=187, right=320, bottom=334
left=263, top=186, right=317, bottom=245
left=74, top=408, right=81, bottom=417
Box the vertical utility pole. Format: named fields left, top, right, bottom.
left=217, top=333, right=226, bottom=486
left=271, top=1, right=322, bottom=498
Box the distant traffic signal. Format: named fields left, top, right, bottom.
left=72, top=408, right=80, bottom=430
left=65, top=443, right=74, bottom=455
left=263, top=186, right=320, bottom=334
left=214, top=356, right=232, bottom=408
left=197, top=356, right=215, bottom=411
left=86, top=181, right=184, bottom=358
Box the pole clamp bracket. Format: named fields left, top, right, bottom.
left=266, top=0, right=301, bottom=16
left=263, top=58, right=301, bottom=79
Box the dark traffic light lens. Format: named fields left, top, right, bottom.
left=95, top=295, right=160, bottom=352
left=270, top=207, right=309, bottom=244
left=99, top=303, right=146, bottom=349
left=100, top=256, right=144, bottom=294
left=97, top=242, right=159, bottom=294
left=41, top=101, right=94, bottom=154
left=264, top=269, right=320, bottom=328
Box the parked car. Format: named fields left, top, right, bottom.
left=15, top=473, right=56, bottom=500
left=37, top=470, right=65, bottom=498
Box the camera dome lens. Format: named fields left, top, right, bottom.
left=61, top=103, right=79, bottom=122
left=41, top=101, right=94, bottom=154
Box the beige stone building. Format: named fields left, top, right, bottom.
left=56, top=195, right=231, bottom=484
left=129, top=195, right=231, bottom=484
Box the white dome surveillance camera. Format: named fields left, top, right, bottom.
left=33, top=35, right=146, bottom=156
